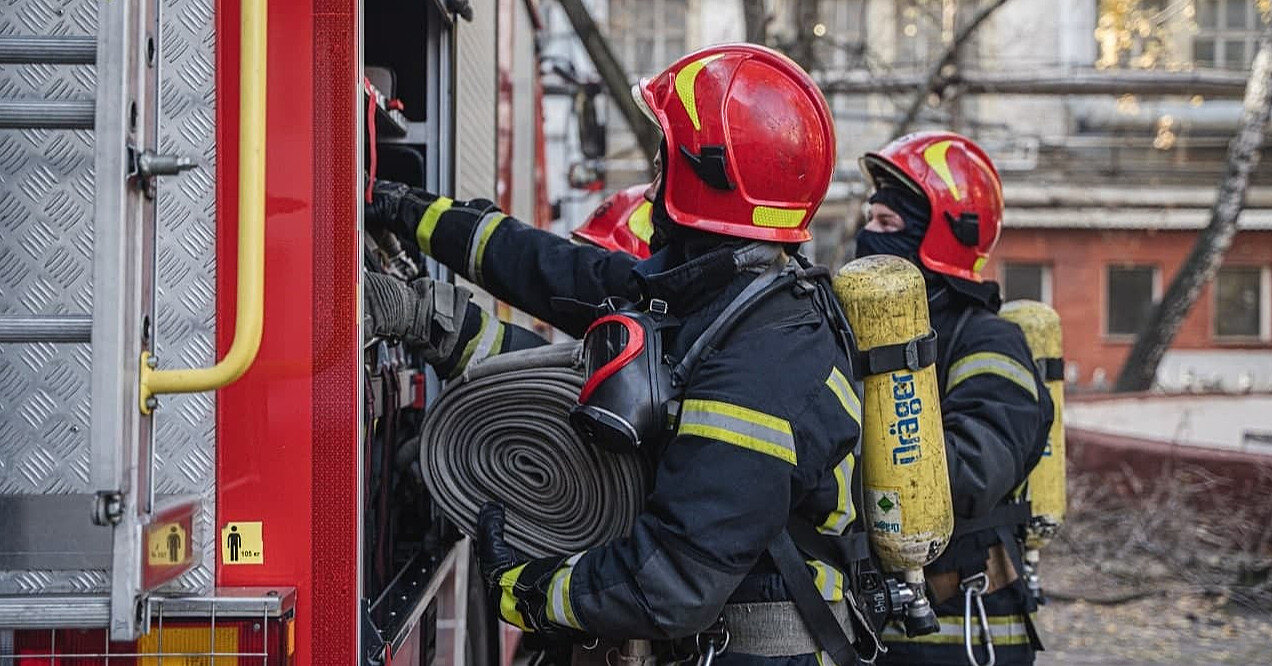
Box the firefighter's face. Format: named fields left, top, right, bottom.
left=865, top=203, right=906, bottom=233
left=644, top=151, right=663, bottom=204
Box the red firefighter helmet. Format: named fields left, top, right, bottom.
left=633, top=44, right=836, bottom=243
left=860, top=131, right=1004, bottom=282
left=571, top=185, right=654, bottom=259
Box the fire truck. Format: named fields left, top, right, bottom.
left=0, top=0, right=550, bottom=662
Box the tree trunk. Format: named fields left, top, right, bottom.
left=1115, top=21, right=1272, bottom=393
left=787, top=0, right=821, bottom=73
left=889, top=0, right=1010, bottom=141
left=556, top=0, right=661, bottom=164
left=743, top=0, right=768, bottom=45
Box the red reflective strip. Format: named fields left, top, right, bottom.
left=577, top=314, right=645, bottom=403
left=312, top=3, right=360, bottom=662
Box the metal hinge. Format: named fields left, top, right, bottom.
left=93, top=491, right=124, bottom=526
left=127, top=145, right=197, bottom=198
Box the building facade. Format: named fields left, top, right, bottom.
left=536, top=0, right=1272, bottom=389
left=987, top=216, right=1272, bottom=391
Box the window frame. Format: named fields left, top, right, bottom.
left=1192, top=0, right=1261, bottom=70
left=1104, top=264, right=1161, bottom=340
left=1212, top=264, right=1272, bottom=342
left=608, top=0, right=688, bottom=78
left=1000, top=262, right=1053, bottom=306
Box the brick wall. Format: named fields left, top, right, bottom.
left=984, top=227, right=1272, bottom=387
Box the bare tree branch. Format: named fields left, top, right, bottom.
left=832, top=0, right=1014, bottom=268
left=889, top=0, right=1011, bottom=141
left=1115, top=19, right=1272, bottom=392
left=557, top=0, right=661, bottom=164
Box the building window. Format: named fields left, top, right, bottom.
left=1193, top=0, right=1260, bottom=70
left=609, top=0, right=688, bottom=77
left=1106, top=265, right=1158, bottom=337
left=1001, top=263, right=1052, bottom=304
left=1214, top=266, right=1269, bottom=339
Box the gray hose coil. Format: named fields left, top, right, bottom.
left=419, top=342, right=650, bottom=558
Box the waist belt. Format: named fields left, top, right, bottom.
left=928, top=543, right=1019, bottom=605
left=725, top=601, right=851, bottom=657
left=951, top=502, right=1031, bottom=538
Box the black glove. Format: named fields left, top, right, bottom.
left=365, top=180, right=442, bottom=248
left=475, top=502, right=583, bottom=638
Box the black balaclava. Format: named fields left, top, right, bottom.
left=855, top=177, right=1001, bottom=310
left=854, top=181, right=931, bottom=261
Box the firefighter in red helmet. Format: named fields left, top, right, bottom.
left=571, top=184, right=654, bottom=259
left=362, top=186, right=651, bottom=378
left=856, top=132, right=1051, bottom=665
left=366, top=44, right=885, bottom=665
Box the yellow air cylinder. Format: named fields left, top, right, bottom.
left=1000, top=299, right=1066, bottom=551
left=833, top=255, right=953, bottom=575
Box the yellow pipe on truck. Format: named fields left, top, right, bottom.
left=139, top=0, right=267, bottom=414
left=834, top=254, right=952, bottom=635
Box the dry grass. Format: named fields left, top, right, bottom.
left=1032, top=466, right=1272, bottom=664
left=1047, top=465, right=1272, bottom=611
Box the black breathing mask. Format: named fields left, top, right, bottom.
left=571, top=255, right=796, bottom=456
left=569, top=298, right=677, bottom=454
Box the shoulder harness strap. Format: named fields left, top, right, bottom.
left=670, top=259, right=794, bottom=387
left=937, top=306, right=975, bottom=390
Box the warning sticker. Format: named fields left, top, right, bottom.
left=221, top=521, right=263, bottom=564
left=866, top=489, right=902, bottom=535
left=147, top=522, right=189, bottom=566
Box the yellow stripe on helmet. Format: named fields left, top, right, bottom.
left=752, top=205, right=806, bottom=229
left=922, top=140, right=962, bottom=202
left=627, top=201, right=654, bottom=244
left=674, top=54, right=726, bottom=132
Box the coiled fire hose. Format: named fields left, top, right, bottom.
left=418, top=342, right=650, bottom=558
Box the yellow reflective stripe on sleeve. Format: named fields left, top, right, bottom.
left=818, top=452, right=856, bottom=534
left=497, top=563, right=530, bottom=631
left=450, top=310, right=494, bottom=378
left=882, top=614, right=1032, bottom=646
left=416, top=196, right=454, bottom=256
left=825, top=367, right=861, bottom=424
left=467, top=212, right=508, bottom=284
left=678, top=399, right=796, bottom=465
left=545, top=566, right=583, bottom=630
left=947, top=352, right=1039, bottom=400
left=470, top=311, right=504, bottom=364
left=808, top=560, right=844, bottom=602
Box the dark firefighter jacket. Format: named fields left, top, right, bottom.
left=416, top=196, right=866, bottom=654
left=879, top=281, right=1052, bottom=665
left=433, top=298, right=547, bottom=378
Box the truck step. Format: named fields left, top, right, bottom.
left=0, top=36, right=96, bottom=65
left=0, top=314, right=93, bottom=343
left=0, top=100, right=95, bottom=129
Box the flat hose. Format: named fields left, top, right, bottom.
left=419, top=342, right=649, bottom=558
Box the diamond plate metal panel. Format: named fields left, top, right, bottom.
left=150, top=0, right=217, bottom=596
left=0, top=0, right=217, bottom=596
